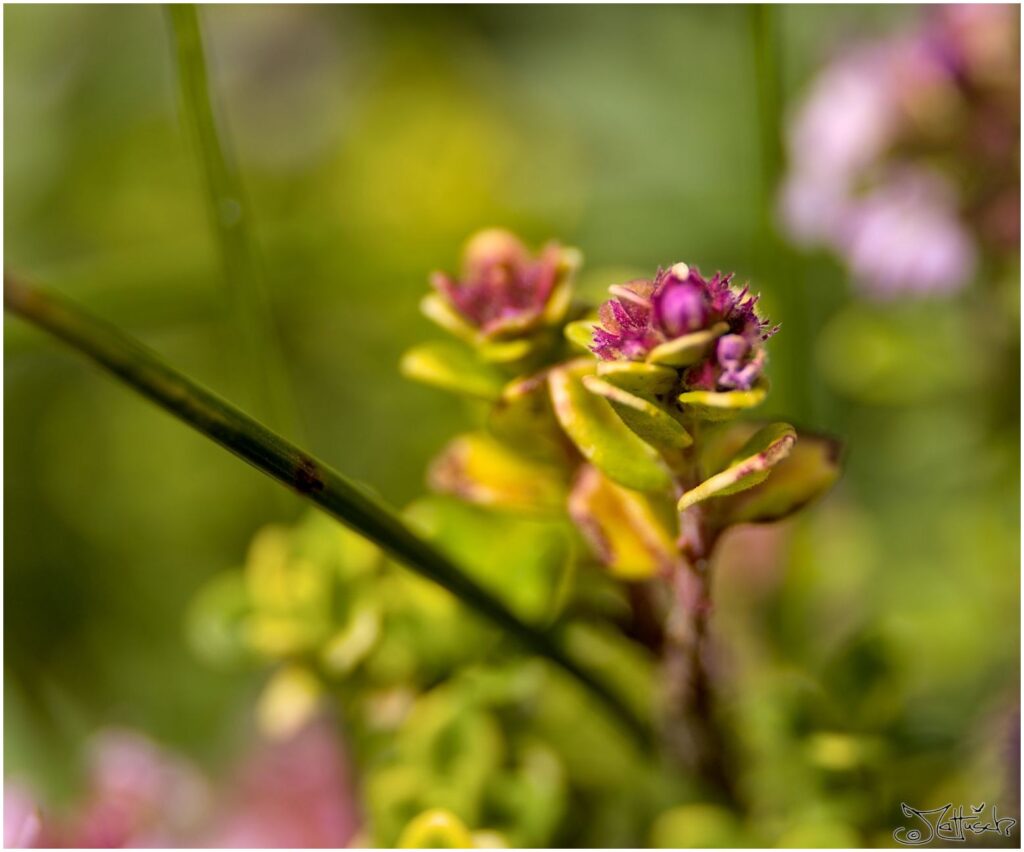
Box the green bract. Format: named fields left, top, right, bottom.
left=676, top=378, right=769, bottom=420
left=595, top=361, right=677, bottom=396
left=646, top=321, right=729, bottom=367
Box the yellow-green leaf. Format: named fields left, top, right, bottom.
left=398, top=809, right=475, bottom=849
left=541, top=275, right=575, bottom=327
left=420, top=292, right=478, bottom=344
left=256, top=664, right=322, bottom=740
left=320, top=604, right=381, bottom=674
left=696, top=420, right=762, bottom=478
left=569, top=465, right=678, bottom=580
left=185, top=571, right=250, bottom=666
left=677, top=422, right=796, bottom=511
left=581, top=375, right=691, bottom=451
left=476, top=337, right=536, bottom=364
left=428, top=432, right=567, bottom=515
left=563, top=318, right=598, bottom=352
left=401, top=341, right=505, bottom=401
left=487, top=373, right=569, bottom=463
left=650, top=804, right=746, bottom=849
left=549, top=360, right=672, bottom=493
left=720, top=431, right=842, bottom=525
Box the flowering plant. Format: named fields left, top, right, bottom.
left=400, top=228, right=842, bottom=806
left=179, top=228, right=841, bottom=844
left=5, top=4, right=1016, bottom=847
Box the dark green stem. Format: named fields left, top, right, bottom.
left=167, top=4, right=298, bottom=438
left=4, top=272, right=652, bottom=752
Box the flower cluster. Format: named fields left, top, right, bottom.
left=780, top=4, right=1019, bottom=297
left=591, top=263, right=776, bottom=391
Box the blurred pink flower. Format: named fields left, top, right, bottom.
left=838, top=170, right=977, bottom=299
left=4, top=718, right=359, bottom=848
left=784, top=44, right=897, bottom=199
left=204, top=718, right=359, bottom=848
left=73, top=729, right=210, bottom=847
left=4, top=784, right=43, bottom=848
left=430, top=228, right=572, bottom=338
left=780, top=5, right=1019, bottom=298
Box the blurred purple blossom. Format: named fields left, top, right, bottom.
left=4, top=785, right=43, bottom=848
left=780, top=4, right=1019, bottom=298
left=431, top=228, right=571, bottom=337
left=73, top=729, right=210, bottom=847
left=206, top=718, right=359, bottom=848
left=3, top=719, right=359, bottom=849
left=838, top=170, right=978, bottom=298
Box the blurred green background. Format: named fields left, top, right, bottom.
left=4, top=3, right=1019, bottom=840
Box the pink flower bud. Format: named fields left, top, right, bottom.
left=653, top=279, right=708, bottom=337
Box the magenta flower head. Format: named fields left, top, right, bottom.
left=427, top=228, right=579, bottom=341
left=591, top=263, right=776, bottom=391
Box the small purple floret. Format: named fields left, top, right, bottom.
left=718, top=346, right=766, bottom=390
left=716, top=334, right=749, bottom=367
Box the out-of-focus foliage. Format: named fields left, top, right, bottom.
left=188, top=509, right=670, bottom=847
left=4, top=4, right=1019, bottom=848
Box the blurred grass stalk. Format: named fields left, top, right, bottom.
left=167, top=4, right=300, bottom=440
left=749, top=5, right=820, bottom=424
left=3, top=272, right=653, bottom=752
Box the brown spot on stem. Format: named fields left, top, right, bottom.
left=295, top=458, right=325, bottom=494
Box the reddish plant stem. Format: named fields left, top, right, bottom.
left=661, top=426, right=739, bottom=805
